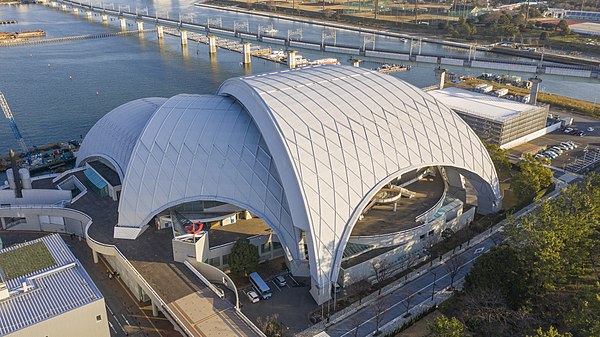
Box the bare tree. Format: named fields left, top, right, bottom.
left=372, top=259, right=390, bottom=295
left=350, top=314, right=363, bottom=337
left=371, top=298, right=388, bottom=335
left=444, top=255, right=465, bottom=289
left=354, top=280, right=371, bottom=305
left=400, top=289, right=414, bottom=315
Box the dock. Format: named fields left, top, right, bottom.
left=0, top=20, right=17, bottom=25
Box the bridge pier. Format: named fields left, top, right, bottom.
left=352, top=59, right=362, bottom=67
left=86, top=11, right=92, bottom=18
left=73, top=7, right=78, bottom=15
left=50, top=1, right=57, bottom=8
left=119, top=17, right=126, bottom=30
left=180, top=30, right=188, bottom=45
left=287, top=50, right=297, bottom=69
left=61, top=4, right=67, bottom=11
left=208, top=36, right=217, bottom=54
left=136, top=21, right=144, bottom=32
left=101, top=14, right=108, bottom=23
left=156, top=25, right=164, bottom=39
left=242, top=42, right=252, bottom=65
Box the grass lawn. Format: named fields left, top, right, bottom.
left=0, top=241, right=57, bottom=281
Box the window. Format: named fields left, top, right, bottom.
left=428, top=230, right=435, bottom=236
left=419, top=234, right=426, bottom=240
left=96, top=314, right=102, bottom=321
left=222, top=254, right=229, bottom=266
left=208, top=257, right=220, bottom=267
left=273, top=242, right=282, bottom=250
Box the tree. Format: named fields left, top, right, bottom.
left=429, top=315, right=467, bottom=337
left=539, top=31, right=549, bottom=41
left=257, top=314, right=283, bottom=337
left=444, top=256, right=465, bottom=289
left=372, top=259, right=390, bottom=295
left=526, top=326, right=573, bottom=337
left=485, top=143, right=511, bottom=172
left=228, top=239, right=259, bottom=277
left=371, top=298, right=387, bottom=335
left=464, top=245, right=539, bottom=310
left=511, top=154, right=553, bottom=205
left=400, top=289, right=413, bottom=314
left=557, top=19, right=571, bottom=35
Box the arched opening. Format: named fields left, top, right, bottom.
left=327, top=164, right=501, bottom=298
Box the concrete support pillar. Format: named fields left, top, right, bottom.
left=101, top=14, right=108, bottom=22
left=119, top=17, right=126, bottom=29
left=152, top=302, right=159, bottom=317
left=435, top=67, right=447, bottom=90
left=352, top=59, right=361, bottom=67
left=529, top=76, right=542, bottom=105
left=61, top=4, right=67, bottom=10
left=208, top=35, right=217, bottom=54
left=180, top=30, right=188, bottom=45
left=50, top=1, right=57, bottom=8
left=86, top=11, right=92, bottom=18
left=136, top=21, right=143, bottom=32
left=242, top=42, right=252, bottom=65
left=73, top=7, right=78, bottom=14
left=156, top=25, right=164, bottom=39
left=287, top=50, right=297, bottom=69
left=1, top=217, right=6, bottom=230
left=92, top=250, right=99, bottom=264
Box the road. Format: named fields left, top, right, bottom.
left=316, top=172, right=575, bottom=337
left=321, top=232, right=501, bottom=337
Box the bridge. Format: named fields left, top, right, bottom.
left=44, top=0, right=600, bottom=78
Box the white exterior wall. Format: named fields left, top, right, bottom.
left=6, top=299, right=109, bottom=337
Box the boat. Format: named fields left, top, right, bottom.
left=374, top=64, right=411, bottom=73
left=309, top=58, right=341, bottom=65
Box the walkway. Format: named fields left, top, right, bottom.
left=34, top=173, right=260, bottom=337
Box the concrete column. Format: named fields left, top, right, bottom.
left=208, top=35, right=217, bottom=54
left=92, top=250, right=99, bottom=264
left=86, top=11, right=92, bottom=18
left=1, top=217, right=6, bottom=230
left=529, top=76, right=542, bottom=105
left=101, top=14, right=108, bottom=22
left=435, top=67, right=447, bottom=90
left=61, top=4, right=67, bottom=10
left=73, top=7, right=78, bottom=14
left=242, top=42, right=252, bottom=65
left=50, top=1, right=57, bottom=8
left=152, top=302, right=159, bottom=316
left=136, top=21, right=144, bottom=31
left=287, top=50, right=297, bottom=69
left=180, top=30, right=188, bottom=45
left=119, top=17, right=126, bottom=29
left=156, top=25, right=164, bottom=39
left=352, top=59, right=361, bottom=67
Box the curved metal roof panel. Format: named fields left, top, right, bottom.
left=76, top=97, right=167, bottom=180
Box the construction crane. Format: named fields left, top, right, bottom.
left=0, top=92, right=28, bottom=154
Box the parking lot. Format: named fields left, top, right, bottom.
left=240, top=273, right=317, bottom=335
left=510, top=109, right=600, bottom=173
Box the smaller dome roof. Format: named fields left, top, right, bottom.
left=76, top=97, right=167, bottom=180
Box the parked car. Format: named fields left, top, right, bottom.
left=544, top=151, right=558, bottom=159
left=274, top=275, right=287, bottom=287
left=246, top=290, right=260, bottom=303
left=560, top=142, right=574, bottom=150
left=579, top=131, right=585, bottom=137
left=549, top=147, right=563, bottom=154
left=564, top=127, right=573, bottom=133
left=587, top=127, right=594, bottom=132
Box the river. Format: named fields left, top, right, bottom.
left=0, top=2, right=599, bottom=156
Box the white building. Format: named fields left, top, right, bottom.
left=75, top=65, right=502, bottom=304
left=0, top=234, right=109, bottom=337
